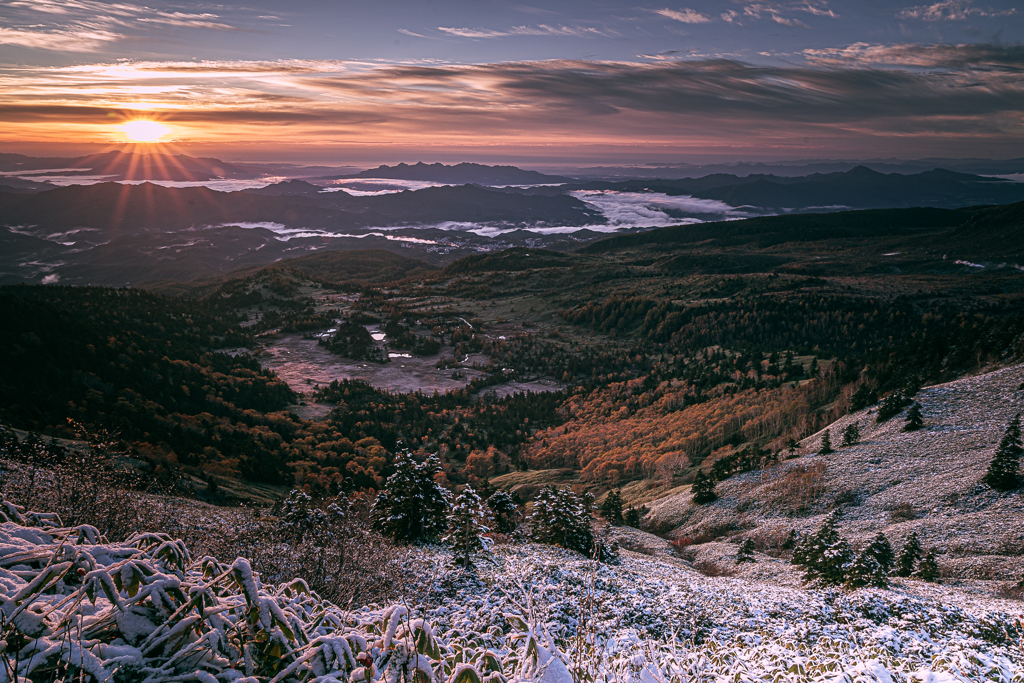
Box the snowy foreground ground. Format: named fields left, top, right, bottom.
left=3, top=499, right=1021, bottom=683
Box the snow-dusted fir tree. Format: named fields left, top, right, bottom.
left=486, top=490, right=520, bottom=533
left=865, top=532, right=895, bottom=573
left=623, top=506, right=642, bottom=528
left=915, top=549, right=940, bottom=582
left=792, top=510, right=853, bottom=586
left=530, top=485, right=607, bottom=559
left=444, top=486, right=492, bottom=569
left=691, top=470, right=717, bottom=504
left=984, top=413, right=1022, bottom=491
left=847, top=534, right=892, bottom=588
left=600, top=489, right=624, bottom=524
left=736, top=538, right=756, bottom=564
left=846, top=551, right=886, bottom=588
left=373, top=453, right=450, bottom=543
left=280, top=489, right=328, bottom=543
left=896, top=531, right=922, bottom=577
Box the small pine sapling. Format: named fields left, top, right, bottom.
left=691, top=470, right=717, bottom=504
left=819, top=430, right=834, bottom=455
left=842, top=423, right=860, bottom=447
left=896, top=532, right=922, bottom=577
left=600, top=489, right=624, bottom=525
left=736, top=538, right=756, bottom=564
left=914, top=549, right=940, bottom=582
left=444, top=486, right=493, bottom=569
left=983, top=413, right=1022, bottom=492
left=903, top=403, right=925, bottom=432
left=623, top=506, right=642, bottom=528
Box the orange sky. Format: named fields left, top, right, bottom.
left=1, top=1, right=1022, bottom=163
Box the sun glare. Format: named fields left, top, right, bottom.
left=121, top=120, right=171, bottom=142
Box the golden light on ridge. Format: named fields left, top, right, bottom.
left=121, top=120, right=171, bottom=142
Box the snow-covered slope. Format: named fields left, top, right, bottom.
left=2, top=493, right=1022, bottom=681
left=646, top=364, right=1024, bottom=581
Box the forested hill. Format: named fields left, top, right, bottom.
left=579, top=201, right=1024, bottom=263
left=0, top=286, right=297, bottom=483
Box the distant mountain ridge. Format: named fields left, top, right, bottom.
left=332, top=162, right=572, bottom=185
left=0, top=150, right=262, bottom=182
left=565, top=166, right=1024, bottom=211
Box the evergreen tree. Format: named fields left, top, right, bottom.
left=816, top=537, right=855, bottom=586
left=819, top=430, right=834, bottom=455
left=865, top=532, right=895, bottom=573
left=691, top=470, right=717, bottom=504
left=529, top=486, right=597, bottom=557
left=851, top=384, right=878, bottom=411
left=846, top=546, right=888, bottom=588
left=914, top=549, right=940, bottom=582
left=846, top=533, right=893, bottom=588
left=792, top=511, right=853, bottom=586
left=895, top=532, right=922, bottom=577
left=736, top=538, right=756, bottom=564
left=486, top=490, right=520, bottom=534
left=372, top=453, right=451, bottom=543
left=600, top=489, right=624, bottom=525
left=279, top=490, right=328, bottom=543
left=443, top=486, right=492, bottom=569
left=781, top=529, right=799, bottom=550
left=983, top=413, right=1022, bottom=492
left=877, top=390, right=909, bottom=423
left=903, top=403, right=924, bottom=432
left=842, top=423, right=860, bottom=447
left=623, top=506, right=642, bottom=528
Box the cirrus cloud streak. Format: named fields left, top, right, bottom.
left=1, top=45, right=1023, bottom=157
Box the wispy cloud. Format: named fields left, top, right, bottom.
left=437, top=25, right=616, bottom=39
left=653, top=8, right=712, bottom=24
left=398, top=29, right=431, bottom=38
left=772, top=15, right=811, bottom=27
left=0, top=0, right=242, bottom=52
left=897, top=0, right=1017, bottom=20
left=0, top=25, right=123, bottom=52
left=737, top=1, right=837, bottom=25
left=803, top=41, right=1024, bottom=68
left=2, top=49, right=1022, bottom=156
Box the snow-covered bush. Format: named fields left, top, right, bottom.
left=0, top=496, right=1021, bottom=683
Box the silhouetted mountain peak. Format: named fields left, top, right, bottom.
left=845, top=165, right=884, bottom=178
left=334, top=162, right=572, bottom=185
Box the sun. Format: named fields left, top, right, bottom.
left=121, top=120, right=171, bottom=142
